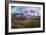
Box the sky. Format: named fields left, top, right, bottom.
left=11, top=6, right=25, bottom=13
left=11, top=6, right=41, bottom=16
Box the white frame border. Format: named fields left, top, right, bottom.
left=8, top=3, right=43, bottom=32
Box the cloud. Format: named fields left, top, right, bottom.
left=11, top=6, right=25, bottom=13
left=11, top=6, right=41, bottom=16
left=22, top=7, right=41, bottom=16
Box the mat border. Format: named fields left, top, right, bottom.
left=5, top=1, right=45, bottom=35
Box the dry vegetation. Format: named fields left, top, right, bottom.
left=11, top=15, right=40, bottom=29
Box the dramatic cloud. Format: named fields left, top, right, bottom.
left=11, top=6, right=41, bottom=16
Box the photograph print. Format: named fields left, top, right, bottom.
left=8, top=3, right=44, bottom=33
left=11, top=6, right=40, bottom=28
